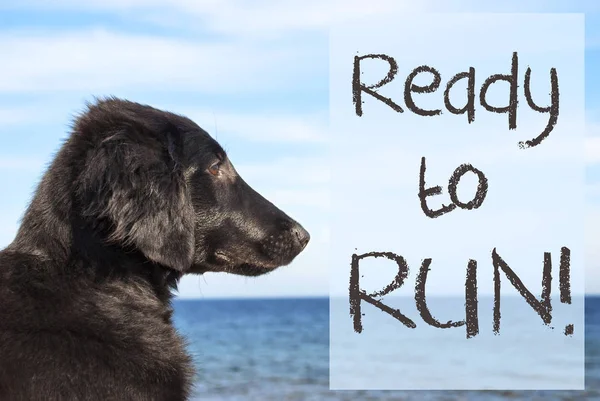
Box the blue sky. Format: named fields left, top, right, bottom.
left=0, top=0, right=598, bottom=298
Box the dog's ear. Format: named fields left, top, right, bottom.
left=77, top=123, right=195, bottom=272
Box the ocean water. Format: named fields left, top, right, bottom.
left=173, top=297, right=600, bottom=400
left=330, top=296, right=585, bottom=390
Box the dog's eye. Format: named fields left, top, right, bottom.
left=208, top=161, right=222, bottom=176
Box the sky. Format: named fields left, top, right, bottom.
left=0, top=1, right=598, bottom=298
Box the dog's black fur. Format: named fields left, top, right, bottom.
left=0, top=98, right=310, bottom=401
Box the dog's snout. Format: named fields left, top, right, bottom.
left=291, top=224, right=310, bottom=250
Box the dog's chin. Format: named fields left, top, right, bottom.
left=188, top=252, right=287, bottom=277
left=189, top=262, right=280, bottom=277
left=231, top=263, right=280, bottom=277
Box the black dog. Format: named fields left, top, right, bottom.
left=0, top=98, right=310, bottom=401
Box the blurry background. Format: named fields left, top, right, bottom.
left=0, top=0, right=598, bottom=400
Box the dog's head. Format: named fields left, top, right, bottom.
left=73, top=98, right=309, bottom=276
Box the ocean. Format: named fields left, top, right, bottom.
left=173, top=297, right=600, bottom=400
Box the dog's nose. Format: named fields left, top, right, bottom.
left=291, top=223, right=310, bottom=250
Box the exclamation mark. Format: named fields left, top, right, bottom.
left=560, top=247, right=573, bottom=336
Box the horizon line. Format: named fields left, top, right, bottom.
left=174, top=293, right=599, bottom=300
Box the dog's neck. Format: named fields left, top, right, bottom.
left=9, top=171, right=181, bottom=307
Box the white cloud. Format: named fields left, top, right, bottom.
left=8, top=0, right=599, bottom=40
left=232, top=157, right=330, bottom=209
left=263, top=188, right=329, bottom=209
left=586, top=137, right=600, bottom=163
left=423, top=0, right=599, bottom=12
left=185, top=110, right=328, bottom=143
left=0, top=107, right=45, bottom=126
left=587, top=182, right=600, bottom=198
left=153, top=0, right=412, bottom=38
left=0, top=156, right=47, bottom=171
left=236, top=156, right=329, bottom=185
left=0, top=103, right=71, bottom=126
left=586, top=123, right=600, bottom=163
left=585, top=205, right=600, bottom=293
left=0, top=29, right=322, bottom=94
left=11, top=0, right=415, bottom=38
left=0, top=100, right=328, bottom=144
